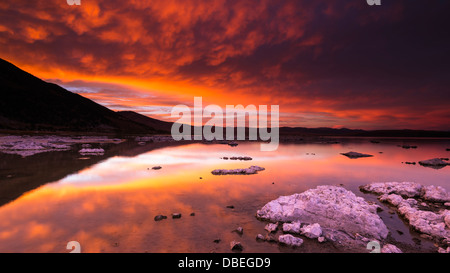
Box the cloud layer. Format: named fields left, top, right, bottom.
left=1, top=0, right=449, bottom=129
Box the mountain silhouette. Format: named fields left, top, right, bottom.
left=0, top=58, right=160, bottom=133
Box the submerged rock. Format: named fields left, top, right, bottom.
left=278, top=234, right=304, bottom=247
left=211, top=166, right=265, bottom=175
left=341, top=151, right=373, bottom=158
left=256, top=186, right=388, bottom=243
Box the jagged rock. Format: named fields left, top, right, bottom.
left=318, top=236, right=326, bottom=243
left=264, top=223, right=278, bottom=233
left=301, top=223, right=323, bottom=239
left=230, top=241, right=243, bottom=251
left=278, top=234, right=303, bottom=247
left=256, top=186, right=388, bottom=241
left=381, top=244, right=402, bottom=253
left=282, top=221, right=302, bottom=234
left=341, top=151, right=373, bottom=158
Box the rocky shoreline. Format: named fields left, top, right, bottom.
left=255, top=183, right=450, bottom=253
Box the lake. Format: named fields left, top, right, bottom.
left=0, top=137, right=449, bottom=253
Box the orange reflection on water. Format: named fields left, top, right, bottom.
left=0, top=141, right=449, bottom=252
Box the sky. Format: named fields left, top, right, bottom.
left=1, top=0, right=449, bottom=130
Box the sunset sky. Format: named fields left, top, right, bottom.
left=1, top=0, right=449, bottom=130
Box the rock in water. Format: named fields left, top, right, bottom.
left=360, top=182, right=424, bottom=198
left=230, top=241, right=243, bottom=251
left=381, top=244, right=402, bottom=253
left=78, top=148, right=105, bottom=156
left=264, top=223, right=278, bottom=233
left=256, top=186, right=388, bottom=240
left=282, top=221, right=302, bottom=234
left=360, top=182, right=450, bottom=244
left=423, top=185, right=450, bottom=203
left=340, top=151, right=373, bottom=158
left=301, top=223, right=323, bottom=239
left=211, top=166, right=265, bottom=175
left=154, top=215, right=167, bottom=221
left=418, top=158, right=449, bottom=167
left=172, top=213, right=182, bottom=219
left=278, top=234, right=303, bottom=247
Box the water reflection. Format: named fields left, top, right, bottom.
left=0, top=139, right=449, bottom=253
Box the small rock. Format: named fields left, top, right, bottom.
left=438, top=247, right=450, bottom=253
left=278, top=234, right=304, bottom=247
left=301, top=223, right=323, bottom=239
left=226, top=205, right=235, bottom=209
left=265, top=234, right=278, bottom=242
left=419, top=158, right=449, bottom=167
left=264, top=223, right=278, bottom=233
left=404, top=162, right=416, bottom=165
left=172, top=213, right=182, bottom=219
left=213, top=239, right=221, bottom=244
left=381, top=244, right=402, bottom=253
left=256, top=234, right=265, bottom=241
left=318, top=236, right=326, bottom=243
left=190, top=212, right=195, bottom=216
left=152, top=166, right=162, bottom=170
left=230, top=241, right=243, bottom=251
left=154, top=215, right=167, bottom=221
left=444, top=202, right=450, bottom=207
left=234, top=227, right=244, bottom=235
left=423, top=185, right=450, bottom=203
left=282, top=221, right=302, bottom=234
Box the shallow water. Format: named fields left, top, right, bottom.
left=0, top=138, right=449, bottom=253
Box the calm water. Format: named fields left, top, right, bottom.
left=0, top=138, right=449, bottom=253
